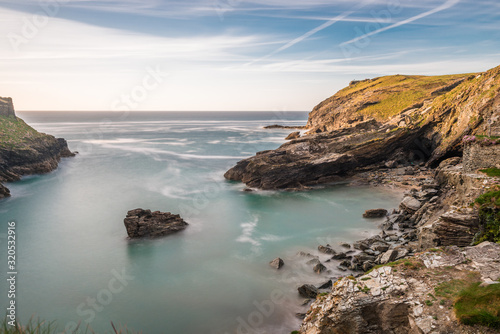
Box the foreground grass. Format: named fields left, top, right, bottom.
left=454, top=283, right=500, bottom=329
left=1, top=317, right=140, bottom=334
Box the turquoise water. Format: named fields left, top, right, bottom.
left=1, top=112, right=401, bottom=333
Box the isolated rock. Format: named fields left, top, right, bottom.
left=363, top=208, right=388, bottom=218
left=269, top=257, right=284, bottom=269
left=124, top=209, right=188, bottom=238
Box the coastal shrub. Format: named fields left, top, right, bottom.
left=474, top=188, right=500, bottom=244
left=1, top=317, right=140, bottom=334
left=454, top=283, right=500, bottom=329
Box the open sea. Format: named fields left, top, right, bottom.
left=0, top=111, right=401, bottom=333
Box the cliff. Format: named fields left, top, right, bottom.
left=0, top=99, right=74, bottom=199
left=224, top=65, right=500, bottom=190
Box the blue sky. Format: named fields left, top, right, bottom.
left=0, top=0, right=499, bottom=111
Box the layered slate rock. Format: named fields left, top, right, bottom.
left=299, top=242, right=500, bottom=334
left=124, top=209, right=188, bottom=238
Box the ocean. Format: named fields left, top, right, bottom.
left=0, top=111, right=401, bottom=333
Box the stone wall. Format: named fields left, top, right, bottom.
left=0, top=97, right=15, bottom=117
left=463, top=143, right=500, bottom=172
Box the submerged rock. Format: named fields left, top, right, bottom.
left=124, top=208, right=188, bottom=238
left=269, top=257, right=284, bottom=270
left=363, top=208, right=388, bottom=218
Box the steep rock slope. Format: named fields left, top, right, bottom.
left=225, top=65, right=500, bottom=190
left=0, top=98, right=74, bottom=198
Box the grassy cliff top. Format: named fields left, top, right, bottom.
left=0, top=116, right=47, bottom=150
left=338, top=73, right=474, bottom=120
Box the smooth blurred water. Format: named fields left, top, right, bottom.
left=0, top=111, right=401, bottom=334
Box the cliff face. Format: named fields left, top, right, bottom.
left=0, top=99, right=74, bottom=198
left=225, top=65, right=500, bottom=190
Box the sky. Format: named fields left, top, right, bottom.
left=0, top=0, right=499, bottom=111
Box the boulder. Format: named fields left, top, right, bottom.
left=313, top=263, right=327, bottom=274
left=363, top=208, right=388, bottom=218
left=269, top=257, right=284, bottom=270
left=400, top=196, right=421, bottom=212
left=123, top=208, right=188, bottom=238
left=298, top=284, right=318, bottom=298
left=379, top=250, right=398, bottom=264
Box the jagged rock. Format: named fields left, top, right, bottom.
left=370, top=241, right=390, bottom=253
left=124, top=209, right=188, bottom=238
left=400, top=196, right=421, bottom=212
left=339, top=259, right=351, bottom=267
left=285, top=131, right=301, bottom=140
left=313, top=263, right=327, bottom=274
left=317, top=280, right=332, bottom=289
left=298, top=284, right=318, bottom=298
left=318, top=245, right=336, bottom=255
left=362, top=261, right=375, bottom=271
left=433, top=211, right=479, bottom=247
left=379, top=250, right=398, bottom=264
left=269, top=257, right=284, bottom=270
left=362, top=208, right=388, bottom=218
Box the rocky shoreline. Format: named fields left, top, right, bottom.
left=0, top=97, right=75, bottom=199
left=227, top=66, right=500, bottom=333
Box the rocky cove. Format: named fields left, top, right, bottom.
left=226, top=65, right=500, bottom=333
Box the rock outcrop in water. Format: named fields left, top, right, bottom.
left=124, top=208, right=188, bottom=238
left=225, top=65, right=500, bottom=190
left=0, top=98, right=74, bottom=199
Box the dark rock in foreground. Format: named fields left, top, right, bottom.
left=124, top=208, right=188, bottom=238
left=363, top=208, right=388, bottom=218
left=298, top=284, right=318, bottom=298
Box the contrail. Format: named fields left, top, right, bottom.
left=245, top=0, right=377, bottom=66
left=341, top=0, right=460, bottom=46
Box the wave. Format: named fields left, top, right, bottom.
left=236, top=215, right=261, bottom=247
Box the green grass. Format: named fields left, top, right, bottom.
left=479, top=168, right=500, bottom=177
left=330, top=73, right=472, bottom=121
left=454, top=283, right=500, bottom=329
left=0, top=115, right=46, bottom=150
left=435, top=279, right=473, bottom=299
